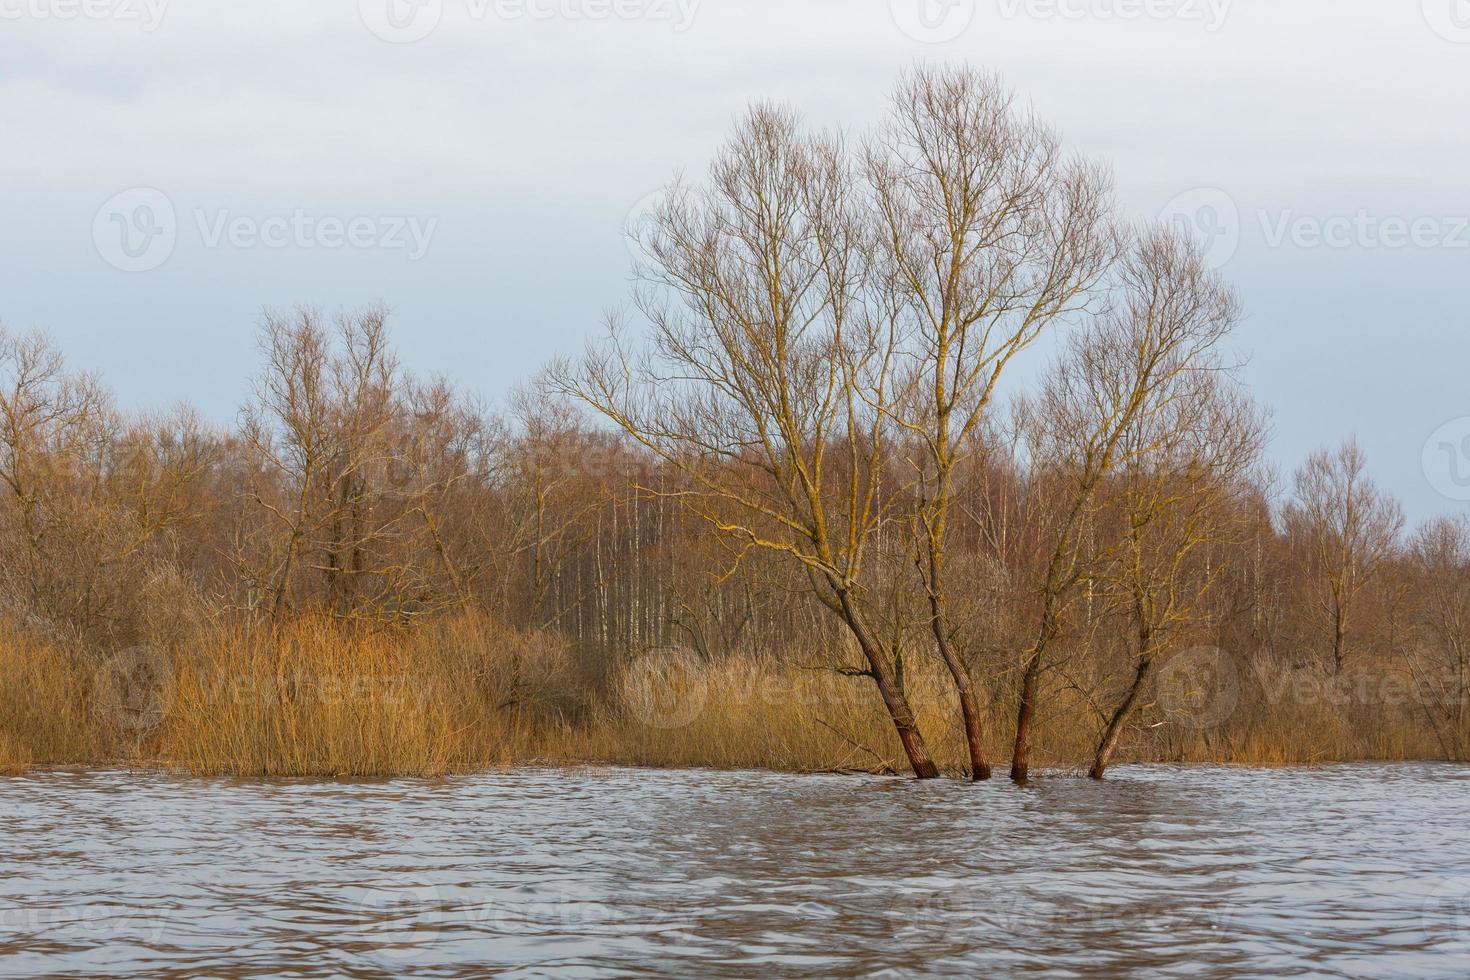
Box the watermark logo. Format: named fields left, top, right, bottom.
left=1424, top=417, right=1470, bottom=502
left=1423, top=876, right=1470, bottom=946
left=94, top=188, right=439, bottom=271
left=93, top=187, right=177, bottom=273
left=890, top=0, right=975, bottom=43
left=361, top=0, right=700, bottom=43
left=0, top=904, right=171, bottom=946
left=1423, top=0, right=1470, bottom=43
left=0, top=0, right=169, bottom=31
left=1158, top=187, right=1240, bottom=269
left=224, top=672, right=436, bottom=710
left=1158, top=190, right=1470, bottom=265
left=619, top=647, right=708, bottom=729
left=192, top=209, right=437, bottom=259
left=1157, top=645, right=1239, bottom=729
left=359, top=0, right=443, bottom=43
left=92, top=646, right=172, bottom=734
left=1259, top=210, right=1470, bottom=250
left=900, top=887, right=979, bottom=942
left=623, top=188, right=665, bottom=265
left=995, top=0, right=1232, bottom=31
left=359, top=885, right=446, bottom=962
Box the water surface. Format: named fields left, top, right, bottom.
left=2, top=765, right=1468, bottom=976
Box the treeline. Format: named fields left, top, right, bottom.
left=1, top=65, right=1465, bottom=778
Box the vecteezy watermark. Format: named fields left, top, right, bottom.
left=358, top=0, right=443, bottom=42
left=193, top=210, right=438, bottom=260
left=0, top=904, right=172, bottom=947
left=622, top=188, right=665, bottom=265
left=224, top=673, right=438, bottom=710
left=0, top=0, right=168, bottom=30
left=1422, top=0, right=1470, bottom=43
left=93, top=188, right=177, bottom=273
left=1159, top=187, right=1241, bottom=269
left=359, top=885, right=446, bottom=963
left=1424, top=417, right=1470, bottom=503
left=898, top=886, right=1236, bottom=943
left=890, top=0, right=976, bottom=43
left=355, top=886, right=694, bottom=961
left=1258, top=210, right=1470, bottom=251
left=619, top=646, right=709, bottom=729
left=92, top=646, right=172, bottom=734
left=1256, top=667, right=1470, bottom=711
left=1156, top=645, right=1239, bottom=730
left=359, top=0, right=700, bottom=43
left=1158, top=187, right=1470, bottom=268
left=995, top=0, right=1232, bottom=31
left=93, top=188, right=438, bottom=272
left=1423, top=876, right=1470, bottom=947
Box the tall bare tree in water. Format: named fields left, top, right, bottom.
left=552, top=105, right=944, bottom=777
left=1008, top=227, right=1243, bottom=783
left=869, top=66, right=1117, bottom=780
left=1086, top=371, right=1265, bottom=779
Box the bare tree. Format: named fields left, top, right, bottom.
left=869, top=65, right=1118, bottom=780
left=1008, top=226, right=1242, bottom=783
left=1283, top=439, right=1404, bottom=675
left=0, top=327, right=212, bottom=643
left=1405, top=515, right=1470, bottom=759
left=553, top=103, right=944, bottom=778
left=0, top=329, right=108, bottom=614
left=1086, top=374, right=1265, bottom=779
left=498, top=387, right=609, bottom=630
left=238, top=307, right=408, bottom=619
left=393, top=375, right=497, bottom=610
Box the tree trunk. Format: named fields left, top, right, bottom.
left=1089, top=655, right=1156, bottom=780
left=1010, top=654, right=1042, bottom=784
left=1011, top=602, right=1063, bottom=784
left=1331, top=602, right=1347, bottom=675
left=1457, top=649, right=1469, bottom=761
left=928, top=590, right=991, bottom=780
left=839, top=590, right=940, bottom=779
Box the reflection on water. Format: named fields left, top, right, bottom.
left=2, top=765, right=1468, bottom=977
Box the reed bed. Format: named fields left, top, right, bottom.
left=0, top=624, right=107, bottom=772
left=0, top=613, right=1452, bottom=777
left=158, top=615, right=590, bottom=777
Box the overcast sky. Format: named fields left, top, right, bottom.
left=2, top=0, right=1467, bottom=521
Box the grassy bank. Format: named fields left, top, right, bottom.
left=0, top=613, right=1453, bottom=778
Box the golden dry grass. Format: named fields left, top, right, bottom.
left=0, top=624, right=107, bottom=771
left=0, top=613, right=1454, bottom=778
left=159, top=615, right=586, bottom=777
left=586, top=651, right=967, bottom=773
left=1132, top=655, right=1448, bottom=767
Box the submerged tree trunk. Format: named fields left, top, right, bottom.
left=918, top=512, right=992, bottom=779
left=1011, top=600, right=1064, bottom=784
left=839, top=590, right=940, bottom=780
left=1089, top=652, right=1156, bottom=780
left=928, top=589, right=991, bottom=780
left=1010, top=655, right=1041, bottom=784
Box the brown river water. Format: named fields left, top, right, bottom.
left=2, top=764, right=1469, bottom=977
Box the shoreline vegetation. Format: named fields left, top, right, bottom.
left=0, top=611, right=1457, bottom=778
left=3, top=65, right=1467, bottom=780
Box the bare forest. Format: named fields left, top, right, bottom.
left=2, top=67, right=1464, bottom=781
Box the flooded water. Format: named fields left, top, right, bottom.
left=2, top=765, right=1469, bottom=977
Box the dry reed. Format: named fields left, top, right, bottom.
left=0, top=613, right=1453, bottom=778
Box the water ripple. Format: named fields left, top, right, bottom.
left=1, top=765, right=1468, bottom=976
